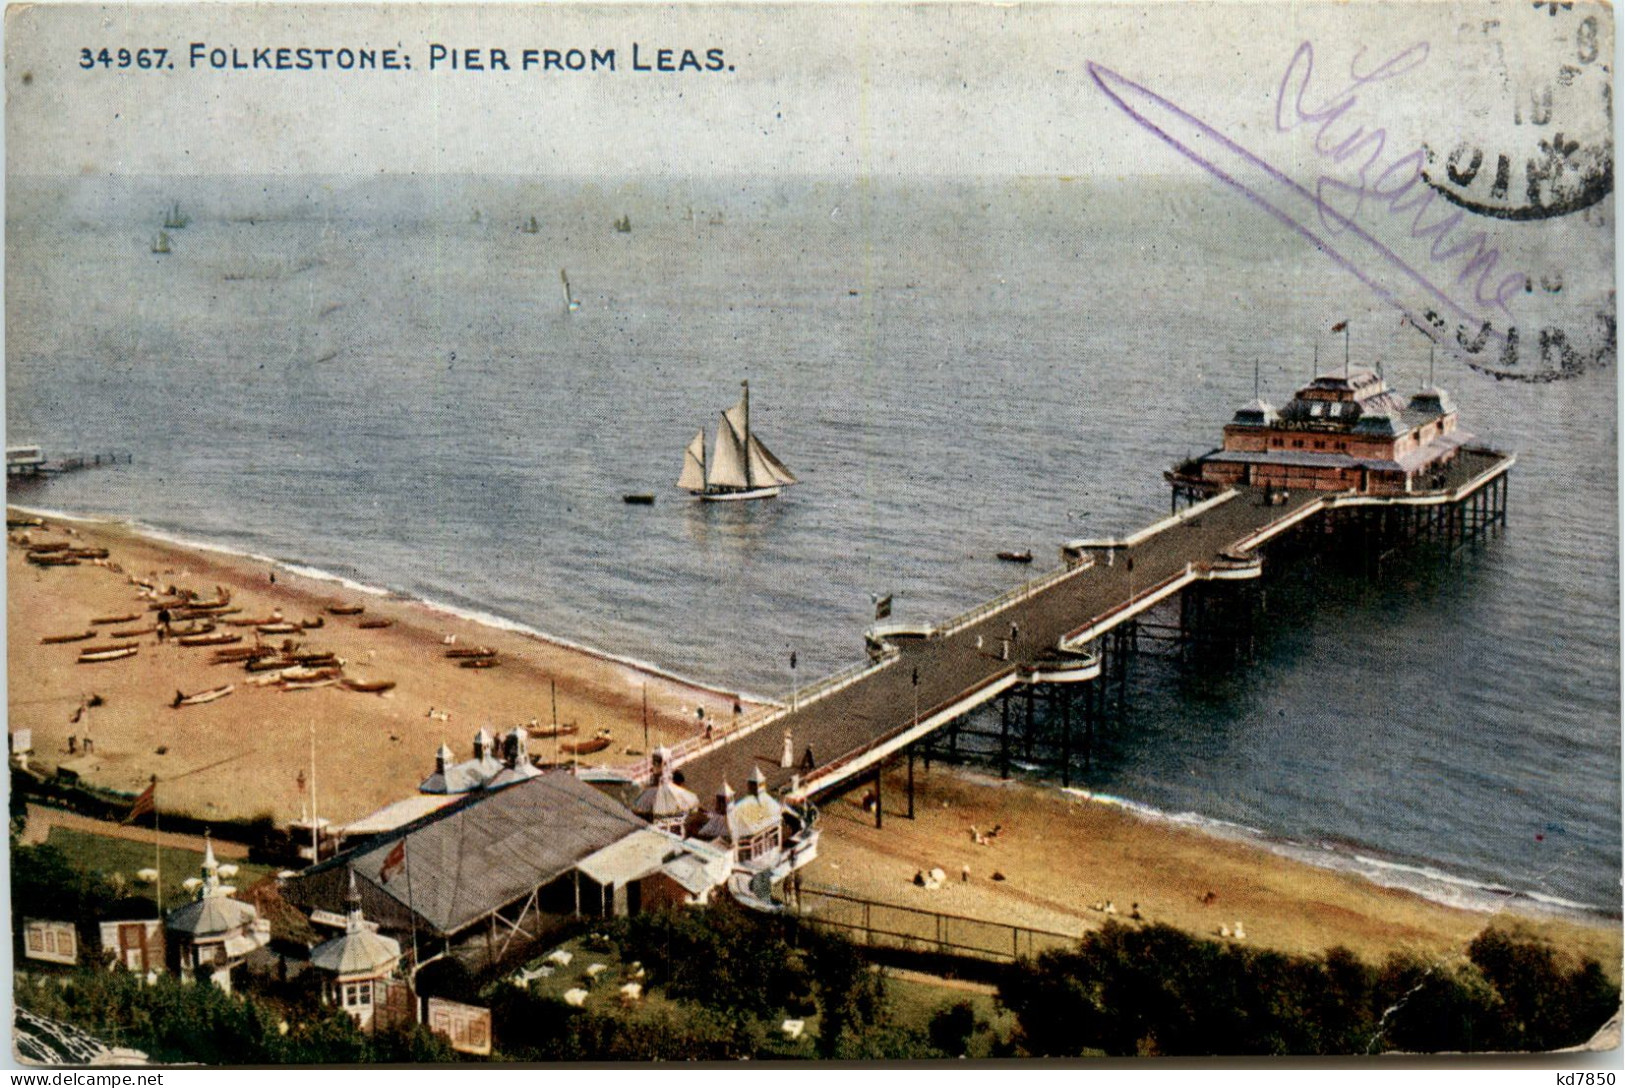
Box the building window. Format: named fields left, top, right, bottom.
left=344, top=982, right=372, bottom=1007
left=1292, top=439, right=1304, bottom=448
left=1313, top=440, right=1324, bottom=449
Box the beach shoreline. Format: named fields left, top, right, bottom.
left=9, top=506, right=1619, bottom=969
left=7, top=507, right=757, bottom=828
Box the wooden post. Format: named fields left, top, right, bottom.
left=906, top=745, right=915, bottom=820
left=1060, top=688, right=1072, bottom=788
left=999, top=694, right=1011, bottom=779
left=874, top=766, right=883, bottom=829
left=1023, top=686, right=1035, bottom=760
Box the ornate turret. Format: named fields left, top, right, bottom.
left=633, top=747, right=700, bottom=834
left=309, top=870, right=403, bottom=1030
left=163, top=832, right=268, bottom=992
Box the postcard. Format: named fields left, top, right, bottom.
left=5, top=0, right=1618, bottom=1067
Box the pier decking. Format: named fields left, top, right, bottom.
left=630, top=447, right=1513, bottom=812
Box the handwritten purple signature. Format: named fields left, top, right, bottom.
left=1088, top=44, right=1530, bottom=345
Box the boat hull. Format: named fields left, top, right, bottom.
left=696, top=486, right=783, bottom=502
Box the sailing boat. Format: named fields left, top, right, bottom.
left=560, top=269, right=581, bottom=313
left=679, top=381, right=798, bottom=501
left=163, top=203, right=189, bottom=229
left=151, top=231, right=171, bottom=255
left=521, top=216, right=540, bottom=234
left=614, top=214, right=632, bottom=233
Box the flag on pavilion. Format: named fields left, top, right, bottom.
left=380, top=839, right=407, bottom=884
left=123, top=780, right=156, bottom=825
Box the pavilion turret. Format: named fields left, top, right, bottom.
left=632, top=747, right=700, bottom=835
left=163, top=833, right=269, bottom=992
left=485, top=725, right=541, bottom=789
left=309, top=870, right=404, bottom=1031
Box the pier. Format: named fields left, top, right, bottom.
left=6, top=446, right=132, bottom=480
left=608, top=446, right=1512, bottom=823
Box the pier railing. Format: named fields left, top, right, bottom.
left=936, top=556, right=1093, bottom=640
left=794, top=883, right=1081, bottom=962
left=614, top=647, right=901, bottom=783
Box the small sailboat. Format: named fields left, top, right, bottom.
left=614, top=214, right=632, bottom=233
left=679, top=381, right=799, bottom=501
left=560, top=269, right=581, bottom=313
left=521, top=215, right=540, bottom=234
left=151, top=231, right=171, bottom=255
left=163, top=203, right=190, bottom=229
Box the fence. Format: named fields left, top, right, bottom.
left=794, top=883, right=1080, bottom=963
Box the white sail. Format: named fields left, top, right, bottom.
left=748, top=434, right=798, bottom=486
left=708, top=411, right=749, bottom=489
left=678, top=430, right=707, bottom=491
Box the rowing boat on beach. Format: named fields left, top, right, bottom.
left=212, top=647, right=271, bottom=663
left=28, top=554, right=79, bottom=567
left=91, top=613, right=140, bottom=625
left=460, top=658, right=500, bottom=669
left=327, top=604, right=365, bottom=616
left=561, top=736, right=611, bottom=756
left=445, top=646, right=496, bottom=659
left=178, top=632, right=242, bottom=647
left=79, top=645, right=139, bottom=663
left=357, top=619, right=392, bottom=629
left=41, top=631, right=95, bottom=644
left=110, top=626, right=157, bottom=638
left=258, top=623, right=301, bottom=635
left=173, top=684, right=234, bottom=708
left=342, top=678, right=396, bottom=694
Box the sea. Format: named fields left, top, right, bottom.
left=6, top=173, right=1619, bottom=920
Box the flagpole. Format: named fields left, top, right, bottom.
left=153, top=776, right=162, bottom=915
left=309, top=721, right=319, bottom=864
left=405, top=837, right=419, bottom=977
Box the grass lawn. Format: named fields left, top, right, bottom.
left=42, top=826, right=277, bottom=912
left=883, top=970, right=1018, bottom=1057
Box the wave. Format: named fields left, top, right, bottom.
left=8, top=502, right=776, bottom=706
left=1061, top=787, right=1616, bottom=923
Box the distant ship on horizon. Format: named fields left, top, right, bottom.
left=679, top=381, right=798, bottom=501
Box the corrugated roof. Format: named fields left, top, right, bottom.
left=342, top=794, right=462, bottom=838
left=337, top=773, right=647, bottom=936
left=577, top=828, right=684, bottom=885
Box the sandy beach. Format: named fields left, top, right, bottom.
left=10, top=509, right=1619, bottom=969
left=809, top=764, right=1621, bottom=970
left=7, top=509, right=753, bottom=826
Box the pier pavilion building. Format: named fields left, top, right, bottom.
left=1174, top=368, right=1472, bottom=495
